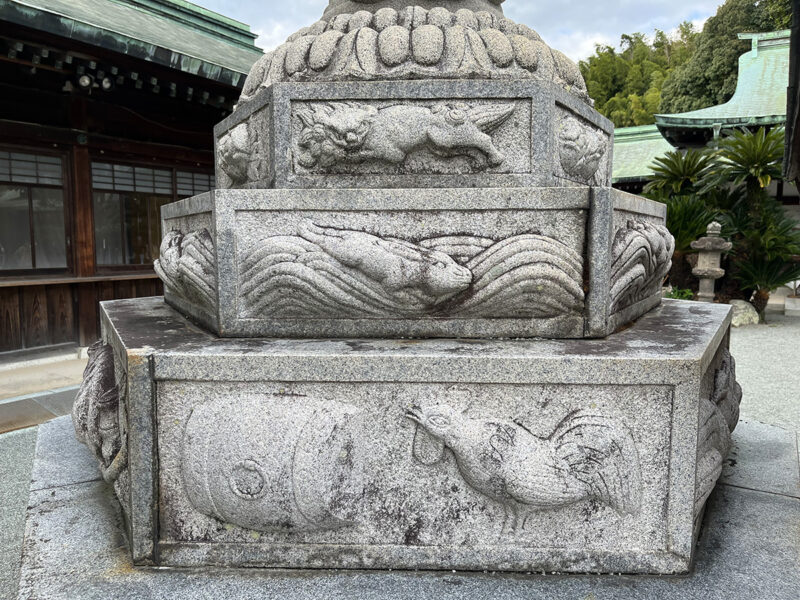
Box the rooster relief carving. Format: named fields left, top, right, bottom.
left=406, top=404, right=642, bottom=534
left=294, top=101, right=516, bottom=171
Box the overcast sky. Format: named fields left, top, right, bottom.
left=196, top=1, right=721, bottom=62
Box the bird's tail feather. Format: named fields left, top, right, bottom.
left=552, top=410, right=642, bottom=515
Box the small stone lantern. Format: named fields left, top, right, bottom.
left=691, top=221, right=732, bottom=302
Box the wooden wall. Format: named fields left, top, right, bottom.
left=0, top=277, right=162, bottom=353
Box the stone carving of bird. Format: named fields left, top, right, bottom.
left=406, top=404, right=642, bottom=533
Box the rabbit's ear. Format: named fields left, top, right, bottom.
left=412, top=425, right=446, bottom=465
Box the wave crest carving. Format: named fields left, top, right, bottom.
left=238, top=222, right=585, bottom=319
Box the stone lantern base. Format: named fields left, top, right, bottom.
left=72, top=297, right=740, bottom=574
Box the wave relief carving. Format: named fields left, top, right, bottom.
left=155, top=229, right=217, bottom=312
left=609, top=220, right=674, bottom=315
left=238, top=221, right=585, bottom=319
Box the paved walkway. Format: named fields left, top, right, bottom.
left=0, top=354, right=85, bottom=434
left=730, top=312, right=800, bottom=431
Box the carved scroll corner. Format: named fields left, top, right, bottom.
left=556, top=114, right=609, bottom=184
left=154, top=227, right=218, bottom=314
left=71, top=340, right=127, bottom=485
left=609, top=220, right=675, bottom=315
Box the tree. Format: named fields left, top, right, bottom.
left=701, top=128, right=800, bottom=319
left=705, top=127, right=785, bottom=202
left=579, top=25, right=698, bottom=127
left=757, top=0, right=793, bottom=29
left=643, top=128, right=798, bottom=312
left=644, top=149, right=715, bottom=195
left=642, top=149, right=719, bottom=288
left=659, top=0, right=792, bottom=114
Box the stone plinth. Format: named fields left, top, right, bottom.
left=157, top=186, right=671, bottom=339
left=78, top=297, right=739, bottom=574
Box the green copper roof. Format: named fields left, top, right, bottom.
left=1, top=0, right=263, bottom=86
left=612, top=125, right=675, bottom=183
left=655, top=30, right=790, bottom=129
left=117, top=0, right=257, bottom=50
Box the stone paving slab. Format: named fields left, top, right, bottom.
left=0, top=426, right=37, bottom=600
left=30, top=417, right=99, bottom=492
left=730, top=313, right=800, bottom=431
left=0, top=358, right=86, bottom=401
left=31, top=387, right=79, bottom=418
left=11, top=416, right=800, bottom=600
left=0, top=398, right=57, bottom=434
left=0, top=386, right=79, bottom=434
left=720, top=420, right=800, bottom=498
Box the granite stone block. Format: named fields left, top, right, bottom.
left=91, top=297, right=736, bottom=574
left=0, top=426, right=37, bottom=600
left=159, top=186, right=669, bottom=339
left=18, top=414, right=800, bottom=599
left=214, top=80, right=612, bottom=190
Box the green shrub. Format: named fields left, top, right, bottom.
left=665, top=288, right=695, bottom=300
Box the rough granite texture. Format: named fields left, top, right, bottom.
left=0, top=426, right=37, bottom=600
left=215, top=81, right=611, bottom=190
left=158, top=186, right=668, bottom=339
left=16, top=414, right=799, bottom=598
left=235, top=8, right=591, bottom=107
left=730, top=300, right=760, bottom=327
left=92, top=297, right=736, bottom=574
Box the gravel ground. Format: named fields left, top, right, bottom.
left=730, top=312, right=800, bottom=432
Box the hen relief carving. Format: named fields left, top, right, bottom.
left=407, top=403, right=642, bottom=533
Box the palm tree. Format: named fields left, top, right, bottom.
left=702, top=127, right=785, bottom=207
left=698, top=127, right=796, bottom=317
left=644, top=149, right=718, bottom=289
left=735, top=258, right=800, bottom=319
left=644, top=148, right=715, bottom=196
left=722, top=196, right=800, bottom=320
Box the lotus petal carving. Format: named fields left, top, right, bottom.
left=239, top=7, right=589, bottom=106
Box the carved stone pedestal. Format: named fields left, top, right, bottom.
left=157, top=187, right=671, bottom=340
left=69, top=0, right=743, bottom=579
left=80, top=296, right=739, bottom=574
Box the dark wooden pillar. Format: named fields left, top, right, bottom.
left=72, top=140, right=98, bottom=346
left=72, top=144, right=94, bottom=278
